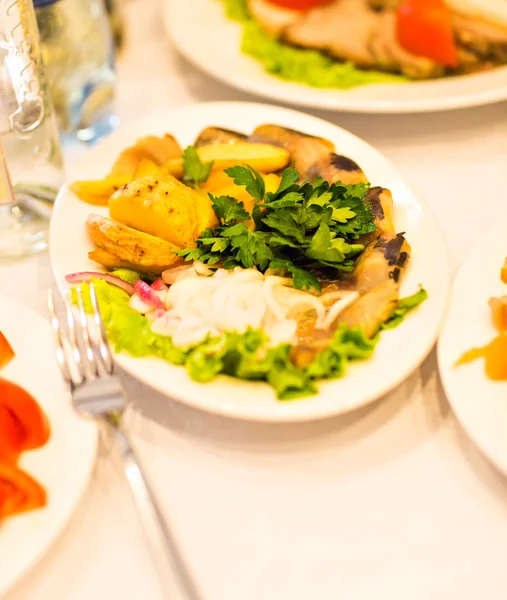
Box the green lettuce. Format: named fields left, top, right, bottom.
left=222, top=0, right=407, bottom=90
left=73, top=278, right=426, bottom=400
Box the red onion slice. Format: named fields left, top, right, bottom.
left=151, top=277, right=168, bottom=291
left=65, top=272, right=135, bottom=295
left=134, top=280, right=164, bottom=309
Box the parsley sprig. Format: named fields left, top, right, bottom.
left=177, top=161, right=376, bottom=291
left=182, top=146, right=213, bottom=188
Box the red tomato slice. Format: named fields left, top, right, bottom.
left=267, top=0, right=331, bottom=10
left=397, top=0, right=458, bottom=67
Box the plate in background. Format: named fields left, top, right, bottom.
left=0, top=295, right=97, bottom=597
left=163, top=0, right=507, bottom=114
left=438, top=219, right=507, bottom=475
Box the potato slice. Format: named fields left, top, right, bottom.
left=133, top=158, right=166, bottom=179
left=109, top=134, right=182, bottom=179
left=165, top=142, right=290, bottom=180
left=109, top=174, right=217, bottom=248
left=198, top=143, right=290, bottom=171
left=70, top=177, right=130, bottom=206
left=87, top=214, right=183, bottom=273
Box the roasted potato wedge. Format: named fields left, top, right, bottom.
left=109, top=174, right=218, bottom=248
left=133, top=158, right=166, bottom=179
left=197, top=142, right=290, bottom=172
left=165, top=142, right=290, bottom=179
left=70, top=177, right=130, bottom=206
left=87, top=214, right=183, bottom=273
left=109, top=134, right=182, bottom=179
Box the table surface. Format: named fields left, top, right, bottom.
left=4, top=1, right=507, bottom=599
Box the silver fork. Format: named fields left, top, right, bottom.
left=48, top=284, right=202, bottom=600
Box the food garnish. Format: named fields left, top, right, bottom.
left=68, top=122, right=427, bottom=399
left=0, top=334, right=50, bottom=522
left=177, top=164, right=375, bottom=291
left=71, top=276, right=426, bottom=399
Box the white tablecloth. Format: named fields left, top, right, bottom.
left=5, top=1, right=507, bottom=599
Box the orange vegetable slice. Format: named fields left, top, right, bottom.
left=0, top=378, right=50, bottom=452
left=0, top=332, right=14, bottom=370
left=0, top=464, right=46, bottom=519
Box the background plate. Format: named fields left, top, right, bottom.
left=438, top=218, right=507, bottom=475
left=50, top=101, right=450, bottom=421
left=163, top=0, right=507, bottom=114
left=0, top=295, right=97, bottom=597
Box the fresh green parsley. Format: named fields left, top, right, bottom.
left=177, top=164, right=377, bottom=290
left=182, top=146, right=213, bottom=188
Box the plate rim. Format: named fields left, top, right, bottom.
left=163, top=0, right=507, bottom=114
left=50, top=100, right=451, bottom=422
left=437, top=218, right=507, bottom=476
left=0, top=293, right=98, bottom=597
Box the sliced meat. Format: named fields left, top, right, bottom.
left=353, top=232, right=410, bottom=294
left=305, top=153, right=368, bottom=185
left=452, top=14, right=507, bottom=62
left=249, top=124, right=335, bottom=176
left=369, top=12, right=444, bottom=78
left=336, top=279, right=398, bottom=337
left=249, top=0, right=302, bottom=36
left=283, top=0, right=380, bottom=68
left=194, top=127, right=247, bottom=147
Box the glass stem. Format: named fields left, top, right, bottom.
left=0, top=135, right=16, bottom=206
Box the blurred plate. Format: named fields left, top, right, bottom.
left=50, top=101, right=450, bottom=422
left=163, top=0, right=507, bottom=114
left=438, top=219, right=507, bottom=474
left=0, top=295, right=97, bottom=597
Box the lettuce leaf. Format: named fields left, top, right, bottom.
left=71, top=280, right=425, bottom=400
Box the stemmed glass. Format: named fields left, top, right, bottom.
left=0, top=0, right=63, bottom=259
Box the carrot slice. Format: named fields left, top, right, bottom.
left=0, top=378, right=50, bottom=451
left=0, top=406, right=23, bottom=463
left=0, top=332, right=14, bottom=370
left=0, top=464, right=46, bottom=519
left=484, top=335, right=507, bottom=381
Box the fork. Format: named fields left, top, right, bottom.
left=48, top=284, right=202, bottom=600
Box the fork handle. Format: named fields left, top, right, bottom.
left=111, top=425, right=202, bottom=600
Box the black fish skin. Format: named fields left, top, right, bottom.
left=374, top=233, right=405, bottom=266
left=364, top=186, right=384, bottom=219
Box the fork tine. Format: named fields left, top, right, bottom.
left=63, top=291, right=86, bottom=384
left=89, top=282, right=114, bottom=374
left=48, top=289, right=71, bottom=383
left=48, top=290, right=83, bottom=387
left=76, top=286, right=98, bottom=378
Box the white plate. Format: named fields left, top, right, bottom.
left=438, top=219, right=507, bottom=475
left=163, top=0, right=507, bottom=114
left=50, top=101, right=450, bottom=422
left=0, top=295, right=97, bottom=597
